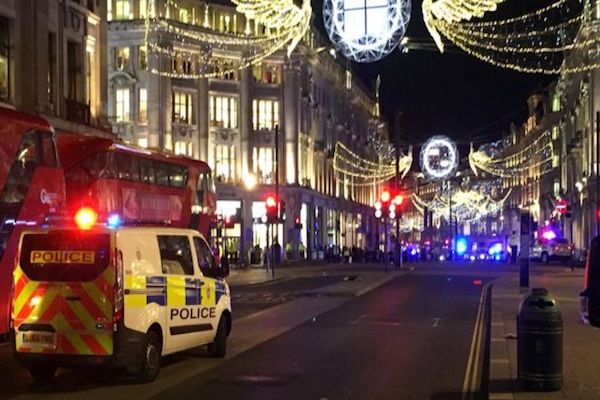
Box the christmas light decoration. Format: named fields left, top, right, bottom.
left=323, top=0, right=412, bottom=63
left=422, top=0, right=600, bottom=74
left=333, top=142, right=413, bottom=186
left=469, top=132, right=554, bottom=178
left=144, top=0, right=311, bottom=79
left=419, top=135, right=458, bottom=181
left=412, top=188, right=511, bottom=223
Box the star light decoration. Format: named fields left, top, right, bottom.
left=419, top=135, right=459, bottom=181
left=144, top=0, right=311, bottom=79
left=323, top=0, right=412, bottom=63
left=421, top=0, right=599, bottom=74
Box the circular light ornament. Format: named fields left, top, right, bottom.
left=419, top=135, right=459, bottom=181
left=323, top=0, right=411, bottom=63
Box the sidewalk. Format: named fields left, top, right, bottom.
left=490, top=266, right=600, bottom=399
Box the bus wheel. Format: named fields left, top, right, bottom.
left=29, top=364, right=57, bottom=383
left=139, top=330, right=161, bottom=382
left=208, top=317, right=227, bottom=358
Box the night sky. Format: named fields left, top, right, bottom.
left=312, top=0, right=556, bottom=146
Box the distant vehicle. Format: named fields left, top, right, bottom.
left=530, top=238, right=574, bottom=263
left=0, top=107, right=65, bottom=341
left=56, top=133, right=216, bottom=239
left=12, top=209, right=231, bottom=382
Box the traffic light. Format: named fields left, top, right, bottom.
left=266, top=195, right=278, bottom=223
left=380, top=190, right=391, bottom=219
left=294, top=216, right=302, bottom=230
left=224, top=215, right=235, bottom=228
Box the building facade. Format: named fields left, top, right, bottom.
left=0, top=0, right=109, bottom=135
left=107, top=0, right=387, bottom=262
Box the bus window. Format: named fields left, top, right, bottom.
left=140, top=159, right=156, bottom=184
left=41, top=133, right=58, bottom=167
left=156, top=162, right=169, bottom=186
left=117, top=153, right=140, bottom=182
left=169, top=164, right=186, bottom=188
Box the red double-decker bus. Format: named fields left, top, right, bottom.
left=56, top=133, right=216, bottom=238
left=0, top=108, right=65, bottom=339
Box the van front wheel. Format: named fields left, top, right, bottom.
left=207, top=317, right=227, bottom=358
left=139, top=331, right=161, bottom=382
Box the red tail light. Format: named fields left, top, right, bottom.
left=113, top=249, right=124, bottom=326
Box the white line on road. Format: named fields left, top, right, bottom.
left=432, top=318, right=440, bottom=328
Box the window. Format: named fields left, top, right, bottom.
left=551, top=93, right=561, bottom=112
left=139, top=0, right=147, bottom=18
left=137, top=137, right=148, bottom=148
left=115, top=47, right=130, bottom=70
left=210, top=95, right=238, bottom=128
left=48, top=33, right=56, bottom=104
left=0, top=17, right=7, bottom=102
left=172, top=91, right=194, bottom=124
left=156, top=162, right=170, bottom=186
left=115, top=0, right=132, bottom=19
left=193, top=237, right=215, bottom=274
left=174, top=141, right=193, bottom=157
left=140, top=159, right=156, bottom=184
left=139, top=88, right=147, bottom=122
left=115, top=88, right=130, bottom=122
left=252, top=63, right=281, bottom=84
left=67, top=41, right=83, bottom=101
left=41, top=134, right=58, bottom=167
left=214, top=145, right=236, bottom=182
left=252, top=147, right=274, bottom=183
left=157, top=235, right=195, bottom=275
left=252, top=99, right=279, bottom=130
left=116, top=153, right=140, bottom=181
left=343, top=0, right=389, bottom=40
left=179, top=8, right=189, bottom=23
left=138, top=45, right=147, bottom=69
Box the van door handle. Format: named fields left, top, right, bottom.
left=65, top=295, right=81, bottom=301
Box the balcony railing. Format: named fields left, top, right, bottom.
left=65, top=98, right=91, bottom=125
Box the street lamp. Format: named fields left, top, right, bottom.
left=244, top=173, right=257, bottom=191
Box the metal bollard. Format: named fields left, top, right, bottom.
left=517, top=288, right=563, bottom=391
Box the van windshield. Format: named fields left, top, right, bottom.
left=20, top=231, right=110, bottom=282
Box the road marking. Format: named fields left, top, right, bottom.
left=350, top=314, right=367, bottom=325
left=432, top=318, right=440, bottom=328
left=462, top=282, right=492, bottom=400
left=489, top=394, right=514, bottom=399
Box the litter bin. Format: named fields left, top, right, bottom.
left=517, top=288, right=563, bottom=391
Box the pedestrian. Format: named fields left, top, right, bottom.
left=509, top=231, right=519, bottom=264
left=298, top=242, right=306, bottom=259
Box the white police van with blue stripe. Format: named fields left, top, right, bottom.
left=117, top=227, right=231, bottom=381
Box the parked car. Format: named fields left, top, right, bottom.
left=530, top=238, right=574, bottom=263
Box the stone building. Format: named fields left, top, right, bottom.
left=107, top=0, right=387, bottom=262
left=0, top=0, right=109, bottom=135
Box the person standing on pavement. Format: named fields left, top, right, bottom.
left=509, top=231, right=520, bottom=264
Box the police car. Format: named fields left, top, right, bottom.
left=12, top=208, right=231, bottom=382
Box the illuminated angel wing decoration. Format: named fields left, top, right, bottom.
left=422, top=0, right=505, bottom=52
left=232, top=0, right=312, bottom=56
left=399, top=145, right=413, bottom=179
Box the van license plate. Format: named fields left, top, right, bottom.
left=22, top=332, right=56, bottom=347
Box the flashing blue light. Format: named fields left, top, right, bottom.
left=107, top=214, right=122, bottom=229
left=456, top=237, right=468, bottom=255
left=488, top=243, right=503, bottom=256
left=410, top=248, right=417, bottom=256
left=495, top=254, right=502, bottom=261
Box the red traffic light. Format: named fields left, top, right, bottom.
left=266, top=195, right=277, bottom=208
left=393, top=195, right=404, bottom=205
left=596, top=207, right=600, bottom=221
left=381, top=191, right=391, bottom=203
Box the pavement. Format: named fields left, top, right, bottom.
left=489, top=265, right=600, bottom=400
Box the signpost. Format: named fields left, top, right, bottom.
left=520, top=210, right=531, bottom=289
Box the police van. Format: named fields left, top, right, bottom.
left=12, top=208, right=231, bottom=382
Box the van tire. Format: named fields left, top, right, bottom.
left=207, top=317, right=227, bottom=358
left=29, top=364, right=57, bottom=383
left=139, top=330, right=161, bottom=382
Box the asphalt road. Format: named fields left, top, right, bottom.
left=151, top=274, right=494, bottom=400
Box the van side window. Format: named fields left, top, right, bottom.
left=157, top=235, right=194, bottom=275
left=193, top=236, right=214, bottom=274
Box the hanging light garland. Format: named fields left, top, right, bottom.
left=469, top=131, right=555, bottom=178
left=333, top=142, right=413, bottom=186
left=144, top=0, right=311, bottom=79
left=412, top=187, right=512, bottom=223
left=422, top=0, right=600, bottom=74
